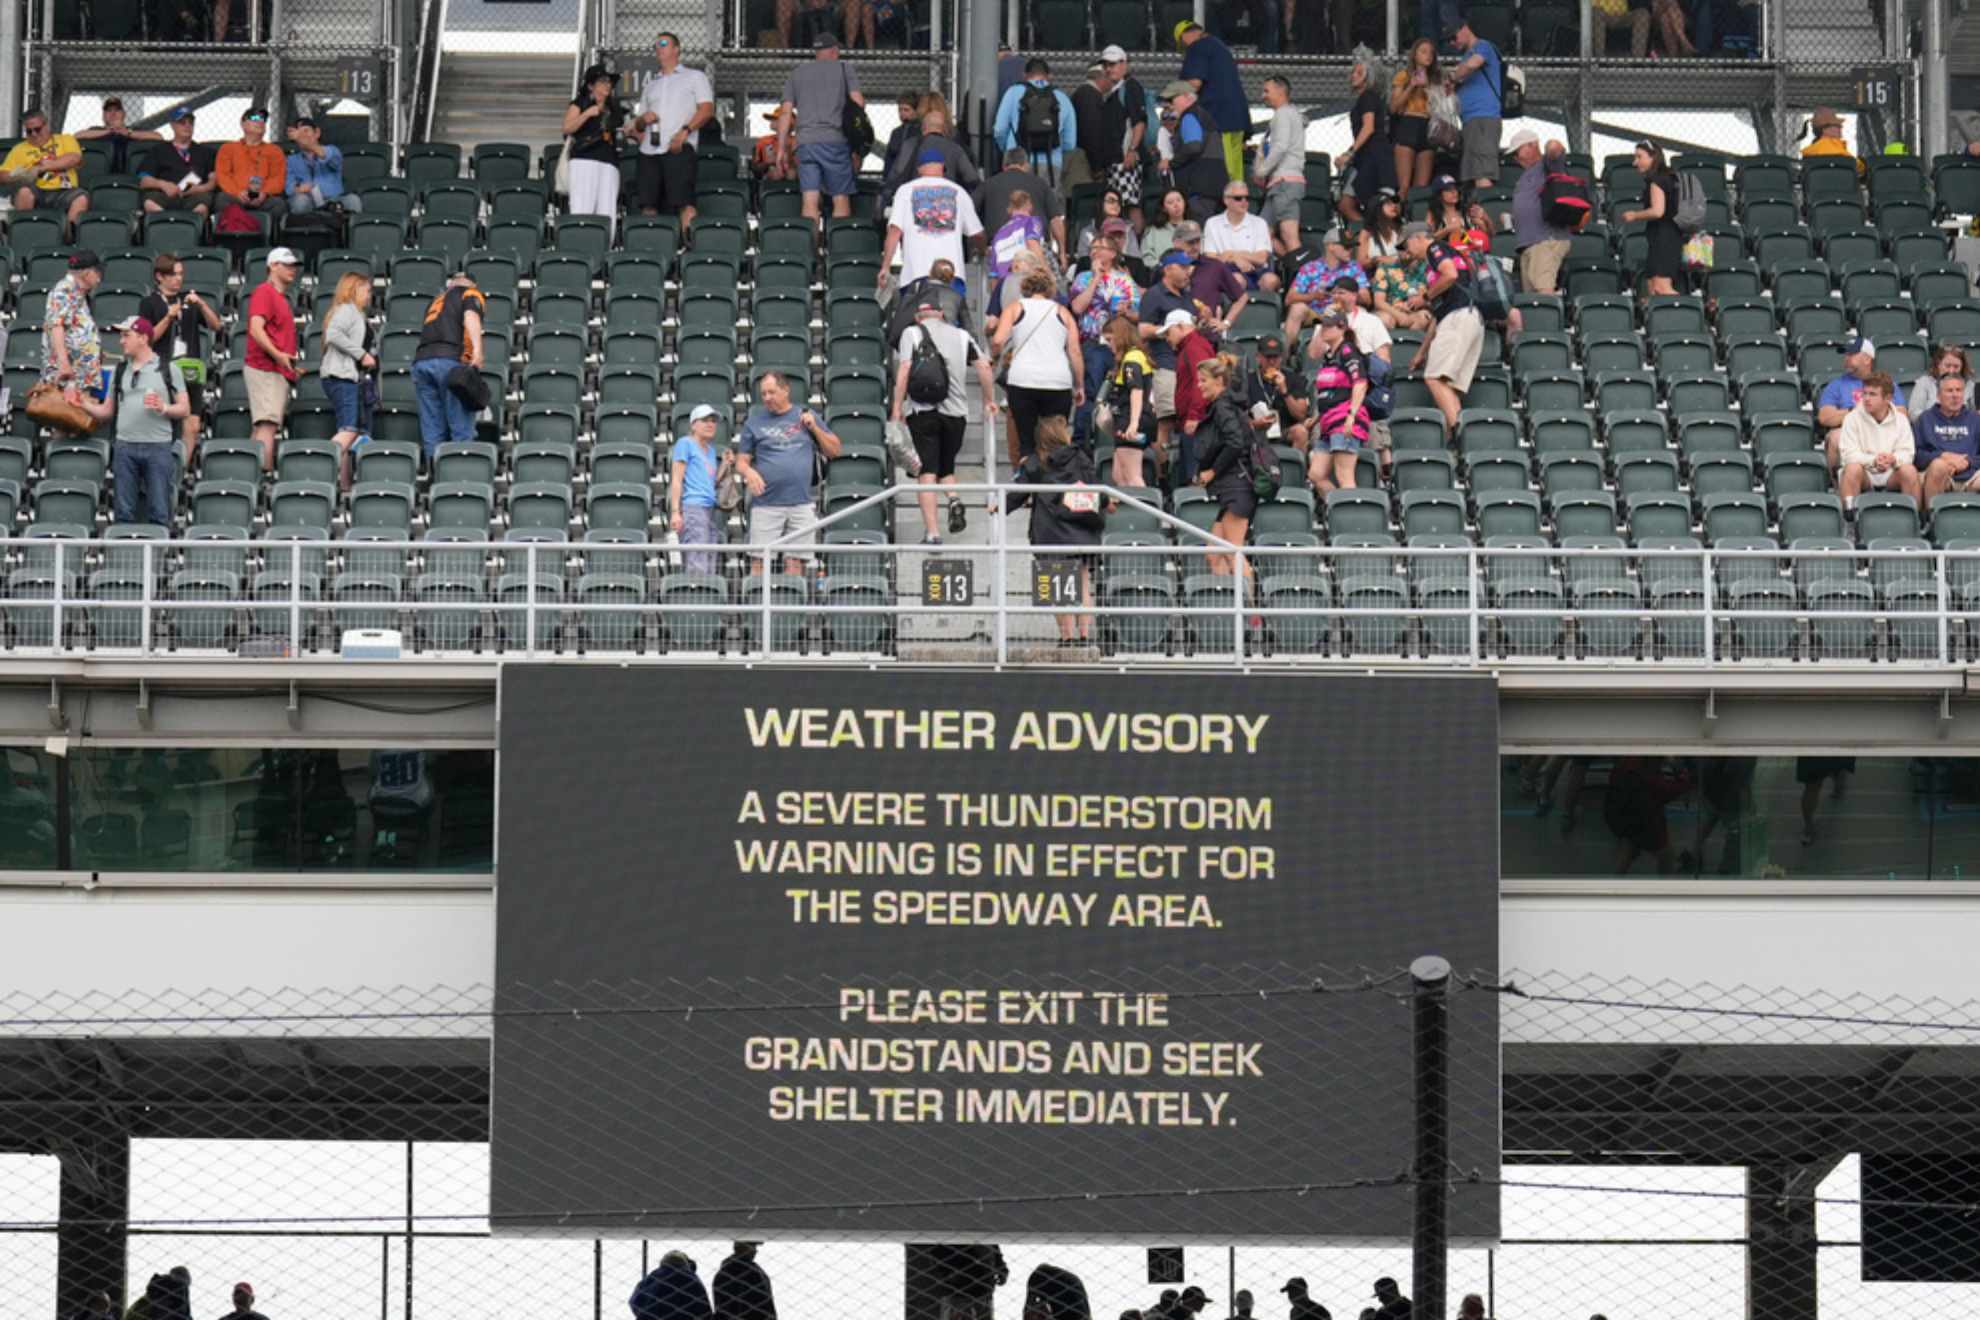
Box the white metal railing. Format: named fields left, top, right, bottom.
left=0, top=483, right=1974, bottom=668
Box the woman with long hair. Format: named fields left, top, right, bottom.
left=1359, top=187, right=1404, bottom=273
left=318, top=271, right=374, bottom=487
left=1076, top=188, right=1142, bottom=260
left=1389, top=38, right=1439, bottom=195
left=1426, top=174, right=1467, bottom=239
left=1622, top=140, right=1683, bottom=298
left=1101, top=314, right=1153, bottom=490
left=1140, top=187, right=1189, bottom=258
left=562, top=64, right=624, bottom=237
left=1006, top=415, right=1103, bottom=648
left=1907, top=344, right=1976, bottom=416
left=1193, top=353, right=1257, bottom=584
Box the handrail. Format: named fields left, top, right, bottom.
left=414, top=0, right=447, bottom=145
left=0, top=485, right=1969, bottom=669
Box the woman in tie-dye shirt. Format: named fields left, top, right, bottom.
left=1068, top=236, right=1140, bottom=419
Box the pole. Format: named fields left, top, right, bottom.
left=0, top=0, right=22, bottom=138
left=1410, top=956, right=1451, bottom=1320
left=966, top=0, right=998, bottom=190
left=1921, top=0, right=1947, bottom=159
left=404, top=1141, right=416, bottom=1320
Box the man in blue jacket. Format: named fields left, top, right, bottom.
left=1176, top=20, right=1248, bottom=185
left=286, top=117, right=362, bottom=215
left=994, top=58, right=1078, bottom=177
left=1915, top=374, right=1980, bottom=511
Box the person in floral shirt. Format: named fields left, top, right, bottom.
left=41, top=250, right=104, bottom=396
left=1068, top=235, right=1140, bottom=435
left=1374, top=248, right=1434, bottom=331
left=1283, top=228, right=1360, bottom=339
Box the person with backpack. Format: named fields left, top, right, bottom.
left=1005, top=415, right=1104, bottom=649
left=1508, top=129, right=1574, bottom=295
left=81, top=316, right=191, bottom=526
left=892, top=294, right=998, bottom=543
left=993, top=58, right=1077, bottom=177
left=1446, top=19, right=1504, bottom=192
left=1621, top=140, right=1684, bottom=298
left=1401, top=221, right=1485, bottom=435
left=1191, top=353, right=1261, bottom=586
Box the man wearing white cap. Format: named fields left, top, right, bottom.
left=1069, top=49, right=1132, bottom=194
left=670, top=403, right=733, bottom=574
left=1817, top=336, right=1879, bottom=468
left=244, top=246, right=302, bottom=469
left=1507, top=128, right=1571, bottom=295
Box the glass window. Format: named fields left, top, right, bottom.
left=66, top=748, right=493, bottom=873
left=1504, top=756, right=1944, bottom=880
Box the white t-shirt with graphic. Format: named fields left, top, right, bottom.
left=887, top=177, right=983, bottom=285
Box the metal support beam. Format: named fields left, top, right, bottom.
left=1924, top=0, right=1950, bottom=158
left=0, top=0, right=23, bottom=137
left=1411, top=957, right=1452, bottom=1320
left=55, top=1133, right=129, bottom=1320
left=1745, top=1165, right=1820, bottom=1320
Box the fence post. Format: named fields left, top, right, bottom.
left=1410, top=955, right=1451, bottom=1320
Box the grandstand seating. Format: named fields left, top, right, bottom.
left=1, top=138, right=1979, bottom=657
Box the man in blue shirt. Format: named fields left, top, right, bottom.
left=1176, top=20, right=1247, bottom=186
left=1915, top=374, right=1980, bottom=510
left=1448, top=19, right=1504, bottom=191
left=1817, top=336, right=1878, bottom=469
left=285, top=117, right=362, bottom=215
left=992, top=59, right=1078, bottom=177
left=737, top=370, right=842, bottom=575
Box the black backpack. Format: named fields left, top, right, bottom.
left=906, top=324, right=951, bottom=406
left=1540, top=169, right=1593, bottom=230
left=1018, top=85, right=1061, bottom=152
left=839, top=64, right=875, bottom=162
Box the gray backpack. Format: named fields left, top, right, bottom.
left=1673, top=173, right=1708, bottom=233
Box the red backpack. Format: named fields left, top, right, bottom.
left=1541, top=169, right=1594, bottom=230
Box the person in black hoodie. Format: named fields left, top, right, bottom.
left=631, top=1251, right=714, bottom=1320
left=1192, top=352, right=1257, bottom=585
left=1006, top=415, right=1103, bottom=647
left=712, top=1242, right=776, bottom=1320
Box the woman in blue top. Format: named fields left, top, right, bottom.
left=669, top=403, right=733, bottom=574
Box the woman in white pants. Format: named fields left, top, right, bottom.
left=563, top=65, right=624, bottom=239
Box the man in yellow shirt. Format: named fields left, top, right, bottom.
left=3, top=107, right=89, bottom=238
left=1801, top=106, right=1865, bottom=174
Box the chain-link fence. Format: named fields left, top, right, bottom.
left=3, top=970, right=1977, bottom=1320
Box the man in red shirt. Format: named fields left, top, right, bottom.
left=244, top=246, right=302, bottom=468
left=1163, top=307, right=1218, bottom=488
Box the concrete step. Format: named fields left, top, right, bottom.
left=431, top=52, right=577, bottom=154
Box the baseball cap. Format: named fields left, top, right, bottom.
left=169, top=107, right=195, bottom=122
left=688, top=403, right=721, bottom=423
left=1180, top=1289, right=1211, bottom=1304
left=1280, top=1281, right=1308, bottom=1295
left=1099, top=43, right=1128, bottom=62
left=1374, top=1279, right=1399, bottom=1295
left=1434, top=174, right=1459, bottom=190
left=1161, top=308, right=1197, bottom=330
left=109, top=315, right=156, bottom=337
left=67, top=250, right=101, bottom=272
left=916, top=146, right=946, bottom=167
left=103, top=96, right=124, bottom=112
left=1322, top=226, right=1347, bottom=247
left=1257, top=334, right=1285, bottom=356
left=233, top=1285, right=254, bottom=1300
left=1374, top=185, right=1399, bottom=201
left=1811, top=106, right=1844, bottom=131
left=812, top=29, right=840, bottom=47
left=292, top=114, right=319, bottom=129
left=1159, top=79, right=1195, bottom=101
left=242, top=106, right=268, bottom=121
left=1846, top=335, right=1876, bottom=357
left=1174, top=19, right=1202, bottom=43
left=1508, top=127, right=1539, bottom=151
left=1317, top=307, right=1348, bottom=327
left=1330, top=273, right=1362, bottom=293
left=1159, top=249, right=1195, bottom=268
left=1401, top=221, right=1432, bottom=240
left=1175, top=221, right=1202, bottom=242
left=266, top=246, right=302, bottom=267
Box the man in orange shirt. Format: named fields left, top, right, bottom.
left=214, top=106, right=289, bottom=220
